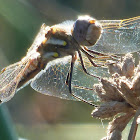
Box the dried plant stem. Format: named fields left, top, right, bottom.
left=128, top=107, right=140, bottom=140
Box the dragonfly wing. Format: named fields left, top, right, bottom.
left=31, top=55, right=109, bottom=102
left=92, top=16, right=140, bottom=54
left=0, top=61, right=27, bottom=102
left=71, top=54, right=109, bottom=102
left=31, top=56, right=75, bottom=100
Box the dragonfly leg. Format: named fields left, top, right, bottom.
left=65, top=72, right=69, bottom=85
left=66, top=53, right=98, bottom=107
left=78, top=50, right=101, bottom=79
left=86, top=54, right=106, bottom=67
left=82, top=48, right=110, bottom=61
left=81, top=47, right=120, bottom=67
left=83, top=46, right=120, bottom=60
left=66, top=53, right=77, bottom=92
left=65, top=54, right=77, bottom=86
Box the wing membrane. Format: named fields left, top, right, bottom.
left=0, top=61, right=28, bottom=102
left=0, top=24, right=50, bottom=103
left=31, top=55, right=108, bottom=102
left=93, top=16, right=140, bottom=54
left=31, top=56, right=75, bottom=100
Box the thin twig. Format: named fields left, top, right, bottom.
left=128, top=107, right=140, bottom=140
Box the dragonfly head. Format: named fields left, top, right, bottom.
left=72, top=15, right=102, bottom=46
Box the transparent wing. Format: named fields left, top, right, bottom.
left=31, top=55, right=109, bottom=102
left=0, top=61, right=27, bottom=102
left=93, top=16, right=140, bottom=54
left=31, top=56, right=74, bottom=100
left=72, top=55, right=109, bottom=102
left=0, top=24, right=50, bottom=103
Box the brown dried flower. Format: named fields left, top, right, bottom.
left=91, top=53, right=140, bottom=140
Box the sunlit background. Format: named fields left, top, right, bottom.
left=0, top=0, right=140, bottom=140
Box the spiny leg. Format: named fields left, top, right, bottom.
left=65, top=53, right=77, bottom=86
left=65, top=71, right=70, bottom=85
left=66, top=53, right=98, bottom=107
left=83, top=46, right=120, bottom=60
left=81, top=47, right=120, bottom=67
left=78, top=50, right=101, bottom=79
left=83, top=49, right=121, bottom=67
left=86, top=53, right=106, bottom=68
left=80, top=47, right=108, bottom=67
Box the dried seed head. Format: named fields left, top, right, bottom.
left=92, top=53, right=140, bottom=139
left=121, top=53, right=135, bottom=78
left=91, top=101, right=133, bottom=119
left=101, top=78, right=124, bottom=102
left=107, top=61, right=122, bottom=75
left=132, top=72, right=140, bottom=96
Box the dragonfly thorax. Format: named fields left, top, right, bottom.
left=37, top=27, right=78, bottom=64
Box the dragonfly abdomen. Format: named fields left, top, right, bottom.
left=18, top=55, right=43, bottom=89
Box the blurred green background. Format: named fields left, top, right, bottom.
left=0, top=0, right=140, bottom=140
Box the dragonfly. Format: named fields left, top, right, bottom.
left=0, top=15, right=139, bottom=105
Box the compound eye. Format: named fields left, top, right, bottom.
left=72, top=15, right=102, bottom=46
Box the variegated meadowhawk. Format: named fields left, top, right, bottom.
left=0, top=15, right=139, bottom=105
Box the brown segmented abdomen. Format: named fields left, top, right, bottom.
left=17, top=54, right=43, bottom=89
